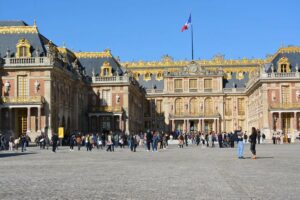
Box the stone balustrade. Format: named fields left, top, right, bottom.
left=4, top=57, right=51, bottom=66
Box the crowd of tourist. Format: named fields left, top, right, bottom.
left=1, top=127, right=298, bottom=160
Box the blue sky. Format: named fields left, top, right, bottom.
left=1, top=0, right=300, bottom=61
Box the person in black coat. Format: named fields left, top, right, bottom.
left=218, top=133, right=223, bottom=148
left=146, top=130, right=152, bottom=151
left=52, top=133, right=59, bottom=153
left=249, top=127, right=257, bottom=159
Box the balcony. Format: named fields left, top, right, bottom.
left=169, top=112, right=220, bottom=118
left=189, top=88, right=198, bottom=92
left=269, top=103, right=300, bottom=110
left=92, top=76, right=129, bottom=84
left=91, top=106, right=122, bottom=113
left=174, top=88, right=183, bottom=93
left=4, top=57, right=51, bottom=67
left=1, top=96, right=45, bottom=104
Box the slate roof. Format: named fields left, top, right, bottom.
left=266, top=52, right=300, bottom=73
left=0, top=21, right=28, bottom=26
left=0, top=21, right=49, bottom=58
left=78, top=57, right=123, bottom=77
left=223, top=72, right=249, bottom=88
left=137, top=75, right=164, bottom=90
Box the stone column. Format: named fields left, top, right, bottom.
left=202, top=119, right=205, bottom=132
left=294, top=112, right=297, bottom=131
left=172, top=120, right=175, bottom=132
left=293, top=112, right=297, bottom=143
left=27, top=107, right=31, bottom=133
left=213, top=119, right=216, bottom=132
left=198, top=119, right=201, bottom=132
left=37, top=106, right=41, bottom=132
left=278, top=112, right=282, bottom=131
left=216, top=118, right=219, bottom=133
left=9, top=108, right=13, bottom=133
left=119, top=115, right=122, bottom=131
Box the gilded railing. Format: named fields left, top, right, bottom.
left=91, top=106, right=122, bottom=112
left=269, top=103, right=300, bottom=109
left=1, top=96, right=44, bottom=104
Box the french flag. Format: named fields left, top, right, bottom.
left=181, top=14, right=192, bottom=32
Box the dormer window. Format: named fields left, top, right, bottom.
left=16, top=38, right=31, bottom=58
left=144, top=72, right=151, bottom=81
left=277, top=57, right=290, bottom=73
left=156, top=72, right=163, bottom=80
left=100, top=61, right=112, bottom=77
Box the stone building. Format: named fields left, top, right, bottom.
left=0, top=21, right=145, bottom=140
left=1, top=20, right=300, bottom=143
left=123, top=49, right=300, bottom=142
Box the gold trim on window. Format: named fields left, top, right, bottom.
left=100, top=61, right=112, bottom=77
left=277, top=57, right=290, bottom=73
left=144, top=72, right=151, bottom=81
left=16, top=38, right=31, bottom=58
left=156, top=72, right=163, bottom=80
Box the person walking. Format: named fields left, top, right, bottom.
left=69, top=135, right=75, bottom=151
left=249, top=127, right=257, bottom=159
left=21, top=134, right=27, bottom=152
left=146, top=130, right=152, bottom=152
left=217, top=132, right=223, bottom=148
left=106, top=133, right=113, bottom=152
left=178, top=134, right=184, bottom=148
left=51, top=133, right=58, bottom=153
left=76, top=135, right=82, bottom=151
left=236, top=127, right=244, bottom=159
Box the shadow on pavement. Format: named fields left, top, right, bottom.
left=0, top=152, right=36, bottom=158
left=243, top=156, right=274, bottom=159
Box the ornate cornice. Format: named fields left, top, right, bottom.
left=75, top=49, right=112, bottom=58
left=122, top=58, right=264, bottom=69
left=0, top=26, right=38, bottom=34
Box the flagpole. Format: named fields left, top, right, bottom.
left=191, top=23, right=194, bottom=60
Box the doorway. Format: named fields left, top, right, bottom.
left=17, top=109, right=27, bottom=136
left=204, top=119, right=213, bottom=133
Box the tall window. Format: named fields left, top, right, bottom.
left=204, top=79, right=212, bottom=90
left=17, top=75, right=28, bottom=96
left=280, top=64, right=287, bottom=73
left=175, top=98, right=183, bottom=115
left=156, top=100, right=163, bottom=114
left=103, top=68, right=110, bottom=76
left=19, top=46, right=28, bottom=57
left=174, top=79, right=183, bottom=92
left=225, top=120, right=232, bottom=132
left=189, top=79, right=197, bottom=91
left=204, top=98, right=213, bottom=115
left=238, top=120, right=245, bottom=131
left=282, top=86, right=290, bottom=104
left=238, top=98, right=245, bottom=115
left=190, top=98, right=198, bottom=115
left=101, top=90, right=111, bottom=106
left=225, top=98, right=232, bottom=116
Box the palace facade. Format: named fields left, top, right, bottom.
left=0, top=20, right=300, bottom=142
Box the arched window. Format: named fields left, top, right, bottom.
left=204, top=97, right=213, bottom=115
left=190, top=98, right=198, bottom=115
left=144, top=72, right=151, bottom=80
left=100, top=61, right=112, bottom=77
left=156, top=72, right=163, bottom=80
left=175, top=98, right=183, bottom=115
left=16, top=38, right=31, bottom=58
left=277, top=57, right=290, bottom=73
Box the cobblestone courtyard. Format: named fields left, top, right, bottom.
left=1, top=143, right=300, bottom=200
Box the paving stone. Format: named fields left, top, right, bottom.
left=0, top=144, right=300, bottom=200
